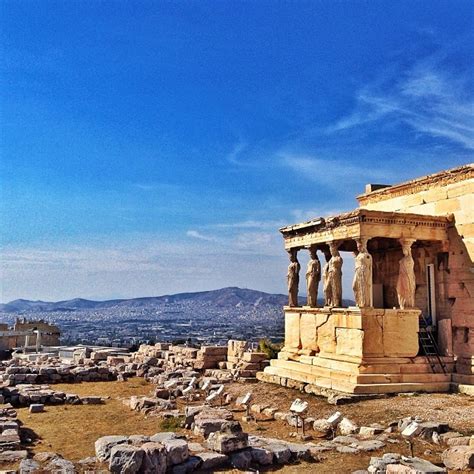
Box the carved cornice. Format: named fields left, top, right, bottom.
left=357, top=163, right=473, bottom=205
left=280, top=209, right=450, bottom=239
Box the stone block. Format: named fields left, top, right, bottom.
left=437, top=319, right=453, bottom=356
left=109, top=445, right=144, bottom=474
left=197, top=451, right=228, bottom=470
left=335, top=328, right=363, bottom=357
left=95, top=435, right=129, bottom=462
left=140, top=442, right=167, bottom=474
left=447, top=179, right=474, bottom=199
left=441, top=445, right=474, bottom=471
left=227, top=340, right=249, bottom=358
left=199, top=346, right=228, bottom=357
left=162, top=439, right=189, bottom=466
left=339, top=417, right=359, bottom=435
left=29, top=404, right=44, bottom=413
left=230, top=449, right=252, bottom=469
left=250, top=447, right=273, bottom=465
left=362, top=314, right=384, bottom=356
left=242, top=352, right=267, bottom=363
left=435, top=197, right=460, bottom=214
left=206, top=422, right=248, bottom=454
left=284, top=312, right=301, bottom=352
left=316, top=313, right=336, bottom=355
left=193, top=418, right=228, bottom=438
left=299, top=313, right=318, bottom=354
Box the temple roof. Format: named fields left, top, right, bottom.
left=280, top=209, right=451, bottom=250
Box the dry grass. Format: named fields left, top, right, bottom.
left=16, top=378, right=167, bottom=461
left=9, top=378, right=474, bottom=473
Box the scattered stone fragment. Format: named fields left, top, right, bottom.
left=250, top=447, right=273, bottom=465
left=441, top=446, right=474, bottom=471
left=0, top=450, right=28, bottom=463
left=171, top=456, right=201, bottom=474
left=196, top=451, right=228, bottom=470
left=401, top=422, right=421, bottom=438
left=230, top=449, right=252, bottom=470
left=312, top=419, right=332, bottom=437
left=29, top=403, right=44, bottom=413
left=19, top=458, right=41, bottom=474
left=140, top=442, right=167, bottom=474
left=162, top=438, right=189, bottom=466
left=95, top=435, right=129, bottom=462
left=109, top=445, right=144, bottom=474
left=339, top=417, right=359, bottom=435
left=368, top=453, right=446, bottom=473
left=44, top=457, right=76, bottom=474
left=446, top=436, right=471, bottom=447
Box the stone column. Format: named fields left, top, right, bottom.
left=325, top=242, right=343, bottom=307
left=24, top=334, right=30, bottom=351
left=306, top=247, right=321, bottom=307
left=352, top=238, right=373, bottom=308
left=35, top=330, right=42, bottom=353
left=396, top=239, right=416, bottom=309
left=287, top=249, right=300, bottom=307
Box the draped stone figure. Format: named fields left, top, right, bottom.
left=323, top=249, right=332, bottom=306
left=352, top=238, right=373, bottom=308
left=287, top=250, right=300, bottom=307
left=396, top=239, right=416, bottom=309
left=328, top=242, right=343, bottom=307
left=324, top=243, right=343, bottom=307
left=306, top=248, right=321, bottom=307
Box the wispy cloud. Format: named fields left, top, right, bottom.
left=279, top=153, right=389, bottom=186
left=329, top=55, right=474, bottom=150
left=213, top=219, right=286, bottom=230
left=186, top=230, right=217, bottom=242
left=225, top=141, right=248, bottom=166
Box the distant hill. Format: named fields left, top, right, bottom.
left=0, top=287, right=354, bottom=313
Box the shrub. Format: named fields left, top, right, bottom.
left=159, top=416, right=184, bottom=431
left=258, top=339, right=282, bottom=360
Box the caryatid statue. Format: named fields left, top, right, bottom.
left=306, top=247, right=321, bottom=307
left=324, top=242, right=343, bottom=307
left=323, top=249, right=332, bottom=306
left=396, top=239, right=416, bottom=309
left=287, top=249, right=300, bottom=307
left=352, top=238, right=373, bottom=308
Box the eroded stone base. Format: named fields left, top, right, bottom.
left=258, top=352, right=453, bottom=394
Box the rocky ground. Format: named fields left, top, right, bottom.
left=0, top=341, right=472, bottom=472
left=0, top=378, right=471, bottom=472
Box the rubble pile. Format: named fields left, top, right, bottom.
left=0, top=358, right=116, bottom=386
left=94, top=426, right=320, bottom=473
left=0, top=405, right=22, bottom=459
left=105, top=343, right=230, bottom=381
left=226, top=340, right=269, bottom=380
left=108, top=340, right=268, bottom=383
left=1, top=383, right=104, bottom=407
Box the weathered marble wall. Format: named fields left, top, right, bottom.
left=283, top=307, right=420, bottom=360
left=358, top=168, right=474, bottom=381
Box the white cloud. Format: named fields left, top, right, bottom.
left=186, top=230, right=217, bottom=242
left=213, top=219, right=286, bottom=230
left=329, top=56, right=474, bottom=150
left=279, top=153, right=389, bottom=186
left=225, top=141, right=248, bottom=166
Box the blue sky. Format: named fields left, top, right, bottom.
left=1, top=1, right=473, bottom=302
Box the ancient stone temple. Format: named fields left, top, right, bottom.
left=258, top=164, right=473, bottom=394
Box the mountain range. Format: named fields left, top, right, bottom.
left=0, top=287, right=354, bottom=313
